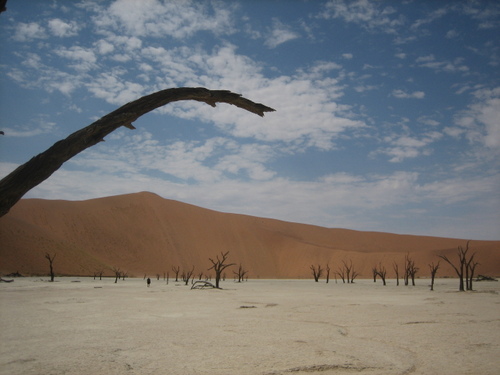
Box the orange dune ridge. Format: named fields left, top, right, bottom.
left=1, top=191, right=499, bottom=279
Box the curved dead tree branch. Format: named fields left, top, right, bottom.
left=0, top=87, right=275, bottom=217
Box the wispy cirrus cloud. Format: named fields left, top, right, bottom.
left=391, top=89, right=425, bottom=99
left=319, top=0, right=405, bottom=34
left=264, top=18, right=300, bottom=48
left=416, top=55, right=469, bottom=73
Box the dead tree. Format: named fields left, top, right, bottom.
left=233, top=264, right=248, bottom=282
left=94, top=269, right=104, bottom=280
left=0, top=88, right=275, bottom=218
left=325, top=264, right=330, bottom=284
left=208, top=251, right=235, bottom=289
left=375, top=263, right=387, bottom=286
left=429, top=261, right=440, bottom=291
left=171, top=265, right=180, bottom=282
left=467, top=259, right=479, bottom=291
left=439, top=241, right=475, bottom=291
left=372, top=266, right=378, bottom=282
left=336, top=265, right=346, bottom=283
left=310, top=264, right=323, bottom=282
left=44, top=253, right=56, bottom=282
left=341, top=260, right=358, bottom=283
left=393, top=262, right=400, bottom=286
left=112, top=267, right=121, bottom=283
left=183, top=266, right=195, bottom=286
left=404, top=254, right=418, bottom=286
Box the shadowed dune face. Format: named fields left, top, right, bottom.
left=1, top=191, right=499, bottom=278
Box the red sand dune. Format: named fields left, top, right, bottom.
left=1, top=191, right=499, bottom=278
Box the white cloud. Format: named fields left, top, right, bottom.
left=453, top=87, right=500, bottom=151
left=342, top=53, right=353, bottom=59
left=392, top=89, right=425, bottom=99
left=48, top=18, right=80, bottom=37
left=374, top=131, right=442, bottom=163
left=13, top=22, right=47, bottom=42
left=264, top=18, right=300, bottom=48
left=95, top=39, right=115, bottom=54
left=87, top=71, right=146, bottom=105
left=320, top=0, right=405, bottom=34
left=93, top=0, right=235, bottom=39
left=1, top=118, right=57, bottom=137
left=54, top=46, right=98, bottom=72
left=416, top=54, right=469, bottom=73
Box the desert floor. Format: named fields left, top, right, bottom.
left=0, top=277, right=499, bottom=375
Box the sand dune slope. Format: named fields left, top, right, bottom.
left=1, top=192, right=498, bottom=278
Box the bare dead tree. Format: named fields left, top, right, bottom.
left=310, top=264, right=323, bottom=282
left=336, top=265, right=346, bottom=283
left=44, top=253, right=56, bottom=282
left=183, top=266, right=195, bottom=286
left=438, top=241, right=475, bottom=291
left=325, top=264, right=330, bottom=284
left=404, top=254, right=418, bottom=286
left=467, top=259, right=479, bottom=291
left=375, top=263, right=387, bottom=286
left=208, top=251, right=235, bottom=289
left=429, top=261, right=440, bottom=291
left=111, top=267, right=121, bottom=283
left=171, top=265, right=180, bottom=282
left=393, top=262, right=400, bottom=286
left=372, top=266, right=378, bottom=283
left=121, top=271, right=128, bottom=281
left=0, top=88, right=275, bottom=218
left=342, top=260, right=358, bottom=283
left=233, top=264, right=248, bottom=283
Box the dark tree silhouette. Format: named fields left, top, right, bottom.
left=233, top=264, right=248, bottom=282
left=44, top=253, right=56, bottom=282
left=372, top=266, right=378, bottom=283
left=404, top=254, right=418, bottom=286
left=112, top=267, right=121, bottom=283
left=325, top=264, right=330, bottom=284
left=310, top=264, right=323, bottom=282
left=208, top=251, right=235, bottom=289
left=375, top=263, right=387, bottom=286
left=172, top=265, right=180, bottom=282
left=183, top=266, right=195, bottom=286
left=0, top=88, right=274, bottom=218
left=343, top=260, right=358, bottom=283
left=393, top=262, right=400, bottom=286
left=429, top=261, right=440, bottom=291
left=439, top=241, right=476, bottom=291
left=0, top=0, right=7, bottom=14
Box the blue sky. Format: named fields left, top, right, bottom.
left=1, top=0, right=499, bottom=240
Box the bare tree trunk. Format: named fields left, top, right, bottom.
left=172, top=266, right=180, bottom=282
left=310, top=264, right=323, bottom=282
left=439, top=241, right=473, bottom=292
left=183, top=266, right=195, bottom=286
left=0, top=88, right=274, bottom=217
left=208, top=251, right=235, bottom=289
left=429, top=261, right=440, bottom=291
left=393, top=262, right=399, bottom=286
left=45, top=253, right=56, bottom=282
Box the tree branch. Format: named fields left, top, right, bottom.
left=0, top=87, right=275, bottom=217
